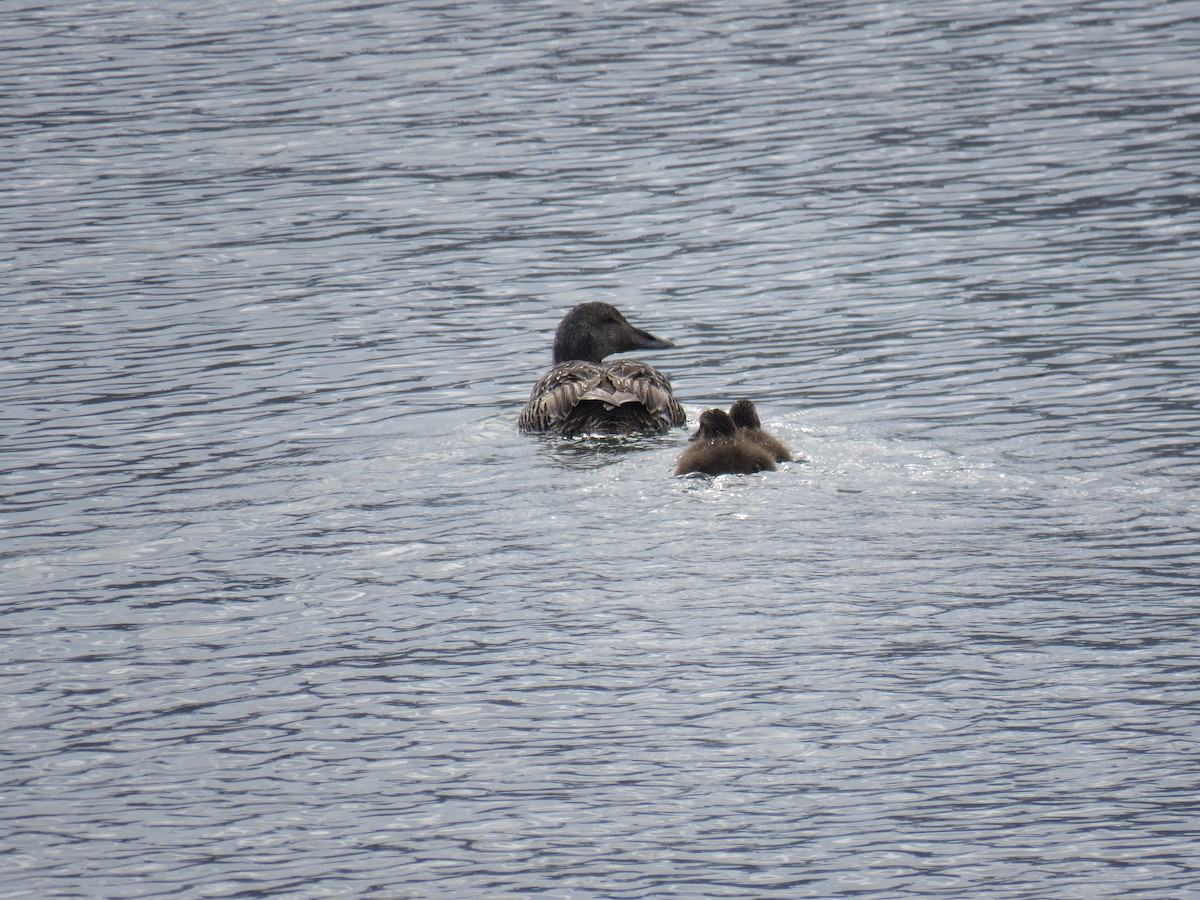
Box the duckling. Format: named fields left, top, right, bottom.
left=519, top=302, right=686, bottom=436
left=728, top=399, right=792, bottom=462
left=674, top=408, right=777, bottom=476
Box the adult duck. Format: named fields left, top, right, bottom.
left=675, top=408, right=777, bottom=476
left=728, top=399, right=792, bottom=462
left=519, top=302, right=686, bottom=436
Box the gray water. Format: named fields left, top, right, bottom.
left=4, top=0, right=1200, bottom=897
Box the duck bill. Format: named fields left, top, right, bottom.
left=626, top=326, right=675, bottom=352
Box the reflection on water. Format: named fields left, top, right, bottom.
left=4, top=0, right=1200, bottom=897
left=534, top=432, right=683, bottom=469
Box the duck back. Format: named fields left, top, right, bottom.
left=520, top=359, right=684, bottom=435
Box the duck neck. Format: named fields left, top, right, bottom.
left=553, top=330, right=603, bottom=364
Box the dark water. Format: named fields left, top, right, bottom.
left=4, top=1, right=1200, bottom=897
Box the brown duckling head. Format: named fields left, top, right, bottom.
left=728, top=399, right=762, bottom=430
left=695, top=407, right=737, bottom=441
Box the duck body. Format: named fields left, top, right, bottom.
left=519, top=302, right=686, bottom=436
left=728, top=399, right=792, bottom=462
left=675, top=409, right=776, bottom=476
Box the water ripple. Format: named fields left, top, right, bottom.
left=4, top=0, right=1200, bottom=897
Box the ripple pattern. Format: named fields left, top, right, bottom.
left=3, top=0, right=1200, bottom=897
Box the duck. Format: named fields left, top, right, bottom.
left=674, top=408, right=777, bottom=476
left=728, top=399, right=792, bottom=462
left=519, top=302, right=687, bottom=436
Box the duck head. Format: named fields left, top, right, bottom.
left=691, top=403, right=751, bottom=442
left=728, top=399, right=762, bottom=430
left=552, top=302, right=675, bottom=364
left=695, top=408, right=737, bottom=441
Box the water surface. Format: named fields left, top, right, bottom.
left=3, top=1, right=1200, bottom=897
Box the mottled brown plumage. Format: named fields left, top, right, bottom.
left=675, top=409, right=776, bottom=476
left=519, top=303, right=686, bottom=436
left=728, top=399, right=792, bottom=462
